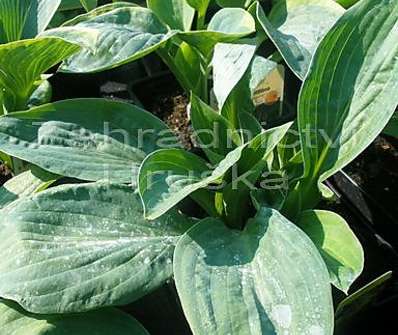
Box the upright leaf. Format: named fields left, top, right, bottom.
left=298, top=210, right=364, bottom=293
left=186, top=0, right=210, bottom=12
left=221, top=55, right=278, bottom=128
left=0, top=38, right=79, bottom=112
left=216, top=0, right=254, bottom=8
left=335, top=272, right=393, bottom=327
left=384, top=111, right=398, bottom=138
left=0, top=0, right=61, bottom=43
left=334, top=0, right=360, bottom=8
left=256, top=0, right=344, bottom=79
left=0, top=299, right=149, bottom=335
left=80, top=0, right=97, bottom=12
left=0, top=182, right=193, bottom=313
left=212, top=41, right=257, bottom=111
left=148, top=0, right=195, bottom=31
left=299, top=0, right=398, bottom=185
left=222, top=122, right=292, bottom=226
left=43, top=5, right=175, bottom=73
left=190, top=94, right=241, bottom=162
left=0, top=99, right=178, bottom=184
left=186, top=0, right=210, bottom=21
left=174, top=208, right=334, bottom=335
left=179, top=8, right=256, bottom=56
left=139, top=146, right=246, bottom=220
left=173, top=41, right=203, bottom=94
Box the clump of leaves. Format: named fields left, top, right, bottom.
left=0, top=0, right=397, bottom=334
left=42, top=0, right=256, bottom=102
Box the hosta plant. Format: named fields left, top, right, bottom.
left=42, top=0, right=256, bottom=102
left=0, top=0, right=397, bottom=335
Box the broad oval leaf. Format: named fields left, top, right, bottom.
left=43, top=5, right=175, bottom=73
left=0, top=182, right=193, bottom=313
left=0, top=99, right=178, bottom=184
left=298, top=210, right=364, bottom=293
left=139, top=146, right=246, bottom=220
left=299, top=0, right=398, bottom=184
left=256, top=0, right=344, bottom=79
left=0, top=0, right=61, bottom=43
left=0, top=38, right=79, bottom=112
left=147, top=0, right=195, bottom=31
left=174, top=208, right=334, bottom=335
left=0, top=299, right=149, bottom=335
left=179, top=8, right=256, bottom=56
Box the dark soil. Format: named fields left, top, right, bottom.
left=345, top=135, right=398, bottom=217
left=151, top=92, right=193, bottom=149
left=0, top=163, right=12, bottom=186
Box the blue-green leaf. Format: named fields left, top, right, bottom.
left=256, top=0, right=344, bottom=79
left=299, top=0, right=398, bottom=186
left=0, top=299, right=149, bottom=335
left=0, top=182, right=193, bottom=313
left=174, top=208, right=333, bottom=335
left=298, top=210, right=364, bottom=293
left=147, top=0, right=195, bottom=31
left=0, top=99, right=178, bottom=184
left=43, top=5, right=175, bottom=73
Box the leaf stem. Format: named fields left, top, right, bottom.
left=196, top=10, right=206, bottom=30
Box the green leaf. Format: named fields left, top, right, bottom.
left=190, top=94, right=241, bottom=162
left=80, top=0, right=97, bottom=12
left=174, top=208, right=334, bottom=335
left=222, top=122, right=293, bottom=226
left=212, top=41, right=257, bottom=111
left=59, top=0, right=86, bottom=11
left=0, top=299, right=149, bottom=335
left=256, top=0, right=344, bottom=79
left=179, top=8, right=256, bottom=56
left=237, top=111, right=263, bottom=141
left=173, top=41, right=203, bottom=94
left=0, top=169, right=57, bottom=212
left=27, top=79, right=52, bottom=108
left=0, top=99, right=178, bottom=184
left=334, top=0, right=360, bottom=8
left=139, top=145, right=247, bottom=220
left=0, top=182, right=193, bottom=313
left=43, top=5, right=175, bottom=73
left=384, top=111, right=398, bottom=138
left=147, top=0, right=195, bottom=31
left=0, top=38, right=79, bottom=112
left=0, top=0, right=62, bottom=43
left=299, top=0, right=398, bottom=185
left=335, top=271, right=393, bottom=327
left=297, top=210, right=364, bottom=293
left=221, top=55, right=278, bottom=128
left=186, top=0, right=210, bottom=16
left=216, top=0, right=254, bottom=8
